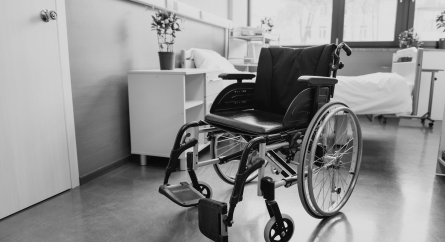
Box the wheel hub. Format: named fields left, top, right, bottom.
left=322, top=155, right=342, bottom=169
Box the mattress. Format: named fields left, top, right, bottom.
left=331, top=72, right=412, bottom=115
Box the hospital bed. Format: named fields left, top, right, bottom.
left=181, top=47, right=432, bottom=126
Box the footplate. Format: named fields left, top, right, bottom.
left=198, top=198, right=228, bottom=242
left=159, top=182, right=204, bottom=207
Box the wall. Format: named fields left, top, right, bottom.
left=338, top=49, right=445, bottom=121
left=65, top=0, right=228, bottom=178
left=178, top=0, right=228, bottom=19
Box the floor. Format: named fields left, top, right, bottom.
left=0, top=117, right=444, bottom=242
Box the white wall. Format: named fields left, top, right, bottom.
left=177, top=0, right=229, bottom=19
left=66, top=0, right=229, bottom=176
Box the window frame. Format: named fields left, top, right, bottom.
left=248, top=0, right=441, bottom=48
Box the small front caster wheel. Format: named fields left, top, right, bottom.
left=197, top=181, right=213, bottom=198
left=421, top=119, right=425, bottom=124
left=264, top=214, right=294, bottom=242
left=429, top=122, right=434, bottom=127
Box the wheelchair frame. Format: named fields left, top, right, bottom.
left=159, top=43, right=356, bottom=242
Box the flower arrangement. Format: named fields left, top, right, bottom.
left=259, top=17, right=274, bottom=33
left=398, top=28, right=423, bottom=48
left=151, top=10, right=182, bottom=52
left=436, top=10, right=445, bottom=32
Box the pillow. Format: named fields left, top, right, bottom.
left=191, top=48, right=239, bottom=73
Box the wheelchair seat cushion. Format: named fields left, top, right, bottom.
left=205, top=110, right=287, bottom=135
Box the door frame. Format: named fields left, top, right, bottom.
left=55, top=0, right=79, bottom=188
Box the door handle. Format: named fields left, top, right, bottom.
left=40, top=9, right=57, bottom=22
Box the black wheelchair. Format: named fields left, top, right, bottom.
left=159, top=43, right=362, bottom=242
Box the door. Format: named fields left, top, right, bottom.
left=0, top=0, right=76, bottom=219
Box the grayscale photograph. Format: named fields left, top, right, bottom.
left=1, top=0, right=445, bottom=241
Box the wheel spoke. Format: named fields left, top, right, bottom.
left=214, top=133, right=258, bottom=185
left=299, top=104, right=361, bottom=216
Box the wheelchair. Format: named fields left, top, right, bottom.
left=159, top=43, right=362, bottom=242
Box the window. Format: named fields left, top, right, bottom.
left=251, top=0, right=332, bottom=45
left=343, top=0, right=397, bottom=41
left=249, top=0, right=445, bottom=48
left=414, top=0, right=445, bottom=41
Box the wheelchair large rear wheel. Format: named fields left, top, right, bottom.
left=298, top=102, right=362, bottom=218
left=212, top=133, right=259, bottom=185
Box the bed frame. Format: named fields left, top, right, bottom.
left=391, top=47, right=423, bottom=116
left=366, top=47, right=423, bottom=122
left=180, top=49, right=195, bottom=68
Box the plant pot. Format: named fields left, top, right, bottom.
left=439, top=38, right=445, bottom=49
left=158, top=52, right=175, bottom=70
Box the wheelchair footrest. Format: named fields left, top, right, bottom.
left=198, top=198, right=228, bottom=242
left=159, top=182, right=204, bottom=207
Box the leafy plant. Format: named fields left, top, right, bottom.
left=398, top=28, right=423, bottom=48
left=437, top=10, right=445, bottom=32
left=258, top=17, right=274, bottom=33
left=151, top=10, right=182, bottom=52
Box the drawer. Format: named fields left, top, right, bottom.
left=206, top=77, right=223, bottom=97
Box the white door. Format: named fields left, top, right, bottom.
left=0, top=0, right=77, bottom=219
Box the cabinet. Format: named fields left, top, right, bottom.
left=228, top=28, right=280, bottom=72
left=128, top=69, right=222, bottom=170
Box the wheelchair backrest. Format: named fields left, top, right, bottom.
left=253, top=45, right=336, bottom=115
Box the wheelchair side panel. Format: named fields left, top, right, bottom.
left=209, top=83, right=255, bottom=113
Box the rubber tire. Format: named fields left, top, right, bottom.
left=297, top=102, right=347, bottom=219
left=197, top=181, right=213, bottom=199
left=264, top=214, right=295, bottom=242
left=298, top=102, right=362, bottom=218
left=212, top=133, right=258, bottom=185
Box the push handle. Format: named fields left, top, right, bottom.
left=337, top=42, right=352, bottom=56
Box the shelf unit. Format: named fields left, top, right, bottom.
left=128, top=68, right=223, bottom=170
left=228, top=28, right=280, bottom=72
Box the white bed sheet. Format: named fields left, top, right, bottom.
left=331, top=72, right=412, bottom=115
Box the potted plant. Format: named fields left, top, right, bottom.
left=259, top=17, right=274, bottom=33
left=151, top=10, right=182, bottom=70
left=398, top=28, right=423, bottom=48
left=436, top=10, right=445, bottom=49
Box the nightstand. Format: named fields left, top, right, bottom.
left=128, top=68, right=223, bottom=170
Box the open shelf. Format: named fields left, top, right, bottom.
left=185, top=100, right=204, bottom=110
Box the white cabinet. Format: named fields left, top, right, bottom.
left=128, top=69, right=222, bottom=170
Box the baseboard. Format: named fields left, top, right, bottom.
left=79, top=154, right=137, bottom=185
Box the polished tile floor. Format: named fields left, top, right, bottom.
left=0, top=117, right=444, bottom=242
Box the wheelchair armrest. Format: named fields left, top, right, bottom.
left=297, top=76, right=338, bottom=86
left=219, top=73, right=256, bottom=83
left=209, top=83, right=255, bottom=113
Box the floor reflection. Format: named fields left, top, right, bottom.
left=306, top=213, right=353, bottom=242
